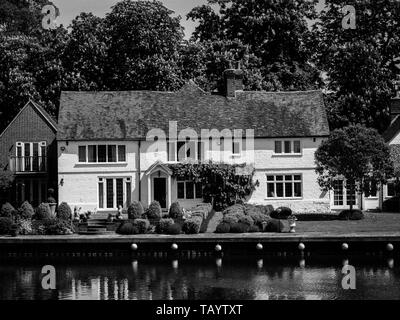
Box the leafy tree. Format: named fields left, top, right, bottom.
left=315, top=125, right=394, bottom=210
left=0, top=164, right=14, bottom=195
left=103, top=0, right=184, bottom=91
left=312, top=0, right=400, bottom=132
left=187, top=0, right=322, bottom=91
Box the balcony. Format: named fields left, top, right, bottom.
left=9, top=156, right=47, bottom=173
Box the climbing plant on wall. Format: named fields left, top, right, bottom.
left=168, top=162, right=259, bottom=211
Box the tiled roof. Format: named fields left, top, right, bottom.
left=383, top=115, right=400, bottom=143
left=57, top=82, right=330, bottom=140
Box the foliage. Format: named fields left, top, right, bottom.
left=238, top=215, right=254, bottom=227
left=182, top=216, right=203, bottom=234
left=133, top=219, right=150, bottom=234
left=244, top=204, right=273, bottom=216
left=146, top=201, right=162, bottom=220
left=315, top=125, right=394, bottom=209
left=312, top=0, right=400, bottom=132
left=270, top=207, right=293, bottom=219
left=116, top=222, right=139, bottom=235
left=165, top=223, right=182, bottom=235
left=42, top=218, right=73, bottom=235
left=128, top=201, right=144, bottom=219
left=0, top=202, right=14, bottom=218
left=229, top=222, right=249, bottom=233
left=0, top=216, right=13, bottom=234
left=17, top=201, right=34, bottom=220
left=156, top=218, right=174, bottom=234
left=264, top=219, right=284, bottom=233
left=248, top=225, right=261, bottom=233
left=215, top=222, right=231, bottom=233
left=169, top=202, right=183, bottom=219
left=169, top=162, right=258, bottom=210
left=338, top=209, right=364, bottom=221
left=246, top=212, right=271, bottom=229
left=57, top=202, right=72, bottom=220
left=0, top=164, right=14, bottom=194
left=17, top=218, right=32, bottom=235
left=34, top=203, right=52, bottom=220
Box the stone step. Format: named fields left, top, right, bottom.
left=78, top=230, right=110, bottom=235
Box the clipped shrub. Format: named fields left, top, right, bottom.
left=270, top=207, right=292, bottom=219
left=17, top=201, right=34, bottom=220
left=166, top=223, right=182, bottom=235
left=182, top=216, right=203, bottom=234
left=156, top=218, right=174, bottom=234
left=44, top=219, right=73, bottom=235
left=35, top=203, right=52, bottom=220
left=222, top=212, right=243, bottom=224
left=0, top=217, right=14, bottom=235
left=116, top=222, right=139, bottom=235
left=169, top=202, right=183, bottom=219
left=215, top=222, right=231, bottom=233
left=194, top=203, right=213, bottom=219
left=244, top=204, right=274, bottom=216
left=338, top=209, right=364, bottom=221
left=1, top=202, right=15, bottom=218
left=133, top=219, right=150, bottom=234
left=191, top=210, right=207, bottom=219
left=128, top=201, right=144, bottom=219
left=248, top=225, right=261, bottom=233
left=17, top=219, right=33, bottom=235
left=31, top=220, right=47, bottom=235
left=57, top=202, right=72, bottom=220
left=230, top=222, right=250, bottom=233
left=238, top=215, right=254, bottom=227
left=264, top=219, right=284, bottom=233
left=146, top=201, right=162, bottom=220
left=247, top=212, right=271, bottom=229
left=223, top=204, right=245, bottom=216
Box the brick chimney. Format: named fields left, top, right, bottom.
left=224, top=62, right=244, bottom=98
left=391, top=75, right=400, bottom=120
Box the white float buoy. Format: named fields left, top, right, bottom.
left=256, top=243, right=263, bottom=250
left=342, top=243, right=349, bottom=251
left=298, top=243, right=305, bottom=251
left=387, top=258, right=394, bottom=269
left=131, top=243, right=138, bottom=251
left=387, top=243, right=394, bottom=252
left=299, top=259, right=306, bottom=268
left=215, top=244, right=222, bottom=252
left=172, top=260, right=178, bottom=269
left=216, top=258, right=222, bottom=268
left=257, top=259, right=263, bottom=269
left=171, top=243, right=178, bottom=250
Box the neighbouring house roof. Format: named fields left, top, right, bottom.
left=390, top=145, right=400, bottom=176
left=57, top=82, right=330, bottom=141
left=0, top=99, right=57, bottom=139
left=383, top=115, right=400, bottom=143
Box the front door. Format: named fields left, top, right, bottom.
left=153, top=178, right=167, bottom=209
left=332, top=179, right=359, bottom=209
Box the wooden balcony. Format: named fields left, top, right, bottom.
left=9, top=156, right=47, bottom=173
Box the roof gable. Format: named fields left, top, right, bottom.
left=57, top=83, right=329, bottom=141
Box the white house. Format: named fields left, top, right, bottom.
left=57, top=68, right=332, bottom=213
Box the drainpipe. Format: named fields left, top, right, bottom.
left=138, top=140, right=141, bottom=202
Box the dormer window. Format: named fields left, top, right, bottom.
left=274, top=140, right=301, bottom=155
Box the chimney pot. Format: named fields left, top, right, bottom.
left=224, top=63, right=244, bottom=98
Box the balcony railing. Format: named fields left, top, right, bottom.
left=9, top=156, right=47, bottom=173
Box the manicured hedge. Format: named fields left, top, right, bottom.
left=116, top=222, right=139, bottom=235
left=57, top=202, right=72, bottom=220
left=248, top=225, right=261, bottom=233
left=215, top=222, right=231, bottom=233
left=166, top=223, right=182, bottom=235
left=238, top=215, right=254, bottom=226
left=230, top=222, right=250, bottom=233
left=133, top=219, right=150, bottom=234
left=338, top=209, right=364, bottom=221
left=18, top=201, right=34, bottom=220
left=169, top=202, right=183, bottom=219
left=128, top=201, right=144, bottom=219
left=146, top=201, right=162, bottom=220
left=264, top=219, right=284, bottom=233
left=0, top=217, right=14, bottom=235
left=270, top=207, right=293, bottom=219
left=156, top=218, right=174, bottom=234
left=35, top=203, right=52, bottom=220
left=182, top=216, right=202, bottom=234
left=0, top=202, right=15, bottom=218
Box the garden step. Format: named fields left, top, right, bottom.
left=78, top=230, right=110, bottom=235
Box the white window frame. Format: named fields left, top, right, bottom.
left=98, top=176, right=131, bottom=210
left=168, top=140, right=202, bottom=163
left=177, top=178, right=203, bottom=200
left=78, top=144, right=127, bottom=163
left=273, top=140, right=302, bottom=155
left=266, top=174, right=303, bottom=199
left=15, top=141, right=46, bottom=172
left=386, top=180, right=397, bottom=198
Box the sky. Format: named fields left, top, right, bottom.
left=52, top=0, right=208, bottom=38
left=51, top=0, right=325, bottom=38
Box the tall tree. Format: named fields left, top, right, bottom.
left=188, top=0, right=322, bottom=91
left=312, top=0, right=400, bottom=132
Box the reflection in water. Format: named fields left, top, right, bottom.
left=0, top=257, right=400, bottom=300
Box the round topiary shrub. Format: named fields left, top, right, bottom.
left=166, top=223, right=182, bottom=235
left=247, top=212, right=271, bottom=229
left=248, top=225, right=261, bottom=233
left=238, top=215, right=254, bottom=227
left=128, top=201, right=144, bottom=219
left=215, top=222, right=231, bottom=233
left=230, top=222, right=250, bottom=233
left=133, top=219, right=150, bottom=234
left=146, top=201, right=162, bottom=220
left=182, top=216, right=203, bottom=234
left=270, top=207, right=293, bottom=219
left=116, top=222, right=139, bottom=235
left=0, top=217, right=14, bottom=235
left=169, top=202, right=183, bottom=219
left=156, top=218, right=174, bottom=234
left=34, top=203, right=52, bottom=220
left=57, top=202, right=72, bottom=220
left=1, top=202, right=15, bottom=218
left=338, top=209, right=364, bottom=221
left=264, top=219, right=284, bottom=233
left=222, top=213, right=240, bottom=224
left=17, top=201, right=34, bottom=220
left=223, top=204, right=245, bottom=216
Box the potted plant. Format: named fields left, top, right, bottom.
left=47, top=188, right=57, bottom=217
